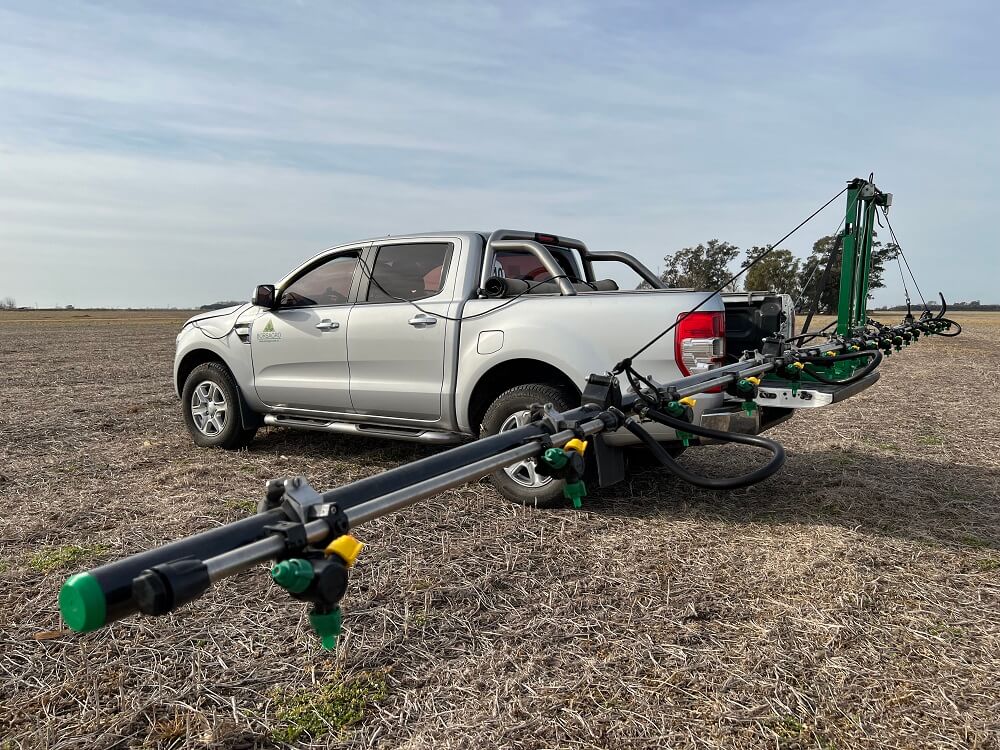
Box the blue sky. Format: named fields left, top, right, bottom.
left=1, top=1, right=996, bottom=308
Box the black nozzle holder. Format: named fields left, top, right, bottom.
left=133, top=558, right=212, bottom=616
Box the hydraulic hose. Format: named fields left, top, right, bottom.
left=624, top=410, right=786, bottom=490
left=799, top=350, right=877, bottom=363
left=786, top=321, right=836, bottom=345
left=801, top=349, right=883, bottom=385
left=625, top=367, right=663, bottom=408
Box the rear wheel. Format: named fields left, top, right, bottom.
left=182, top=362, right=258, bottom=449
left=480, top=383, right=576, bottom=507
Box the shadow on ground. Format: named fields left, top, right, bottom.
left=250, top=428, right=1000, bottom=554
left=588, top=445, right=1000, bottom=553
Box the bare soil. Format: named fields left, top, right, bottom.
left=1, top=310, right=997, bottom=749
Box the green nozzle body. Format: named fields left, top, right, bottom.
left=309, top=607, right=343, bottom=650
left=563, top=480, right=587, bottom=509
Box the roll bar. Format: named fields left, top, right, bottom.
left=481, top=229, right=666, bottom=297
left=585, top=250, right=665, bottom=289
left=487, top=238, right=577, bottom=296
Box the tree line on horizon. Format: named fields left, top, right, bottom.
left=638, top=234, right=906, bottom=312
left=1, top=240, right=990, bottom=311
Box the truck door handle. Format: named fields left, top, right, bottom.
left=408, top=314, right=437, bottom=327
left=315, top=320, right=340, bottom=331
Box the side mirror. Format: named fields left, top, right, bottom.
left=252, top=284, right=276, bottom=308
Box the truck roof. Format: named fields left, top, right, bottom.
left=353, top=231, right=489, bottom=244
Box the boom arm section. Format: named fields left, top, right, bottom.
left=837, top=178, right=893, bottom=334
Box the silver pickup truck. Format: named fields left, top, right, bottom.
left=174, top=230, right=803, bottom=504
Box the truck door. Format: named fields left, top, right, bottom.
left=251, top=249, right=362, bottom=412
left=347, top=241, right=455, bottom=421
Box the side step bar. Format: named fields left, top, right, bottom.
left=263, top=414, right=465, bottom=445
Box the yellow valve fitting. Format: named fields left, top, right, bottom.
left=745, top=377, right=761, bottom=386
left=325, top=535, right=365, bottom=567
left=824, top=351, right=836, bottom=357
left=678, top=396, right=697, bottom=407
left=789, top=361, right=805, bottom=370
left=563, top=438, right=588, bottom=455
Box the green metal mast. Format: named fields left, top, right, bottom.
left=836, top=177, right=892, bottom=335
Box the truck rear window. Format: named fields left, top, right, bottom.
left=491, top=247, right=582, bottom=282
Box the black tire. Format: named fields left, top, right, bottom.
left=480, top=383, right=576, bottom=507
left=181, top=362, right=258, bottom=449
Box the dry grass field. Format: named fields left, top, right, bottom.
left=1, top=309, right=998, bottom=750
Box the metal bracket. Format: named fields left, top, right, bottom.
left=582, top=372, right=623, bottom=410
left=276, top=476, right=346, bottom=532
left=529, top=403, right=571, bottom=434
left=262, top=520, right=309, bottom=554
left=760, top=336, right=787, bottom=358
left=280, top=476, right=325, bottom=522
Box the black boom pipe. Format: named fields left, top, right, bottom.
left=324, top=409, right=603, bottom=511
left=59, top=508, right=289, bottom=633
left=60, top=415, right=594, bottom=633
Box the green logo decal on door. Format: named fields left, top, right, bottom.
left=256, top=318, right=282, bottom=342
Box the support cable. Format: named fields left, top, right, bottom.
left=879, top=206, right=931, bottom=313
left=799, top=185, right=867, bottom=335
left=612, top=185, right=848, bottom=374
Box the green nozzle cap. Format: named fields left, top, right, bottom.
left=665, top=400, right=686, bottom=417
left=309, top=607, right=343, bottom=651
left=541, top=447, right=568, bottom=470
left=271, top=558, right=314, bottom=594
left=59, top=573, right=107, bottom=632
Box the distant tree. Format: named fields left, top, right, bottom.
left=741, top=246, right=801, bottom=296
left=643, top=239, right=740, bottom=290
left=0, top=296, right=15, bottom=310
left=796, top=235, right=896, bottom=313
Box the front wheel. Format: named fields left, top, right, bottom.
left=480, top=383, right=576, bottom=507
left=181, top=362, right=258, bottom=449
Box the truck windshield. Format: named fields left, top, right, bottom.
left=491, top=247, right=583, bottom=282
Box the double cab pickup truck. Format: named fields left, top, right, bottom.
left=175, top=230, right=811, bottom=504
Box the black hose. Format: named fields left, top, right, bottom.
left=799, top=350, right=878, bottom=364
left=625, top=367, right=662, bottom=409
left=936, top=292, right=948, bottom=319
left=786, top=320, right=836, bottom=345
left=801, top=349, right=883, bottom=385
left=624, top=411, right=786, bottom=490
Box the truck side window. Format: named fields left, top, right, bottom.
left=280, top=252, right=359, bottom=307
left=366, top=243, right=453, bottom=302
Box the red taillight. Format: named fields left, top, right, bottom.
left=674, top=310, right=726, bottom=378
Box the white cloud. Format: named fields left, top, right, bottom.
left=0, top=0, right=996, bottom=307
